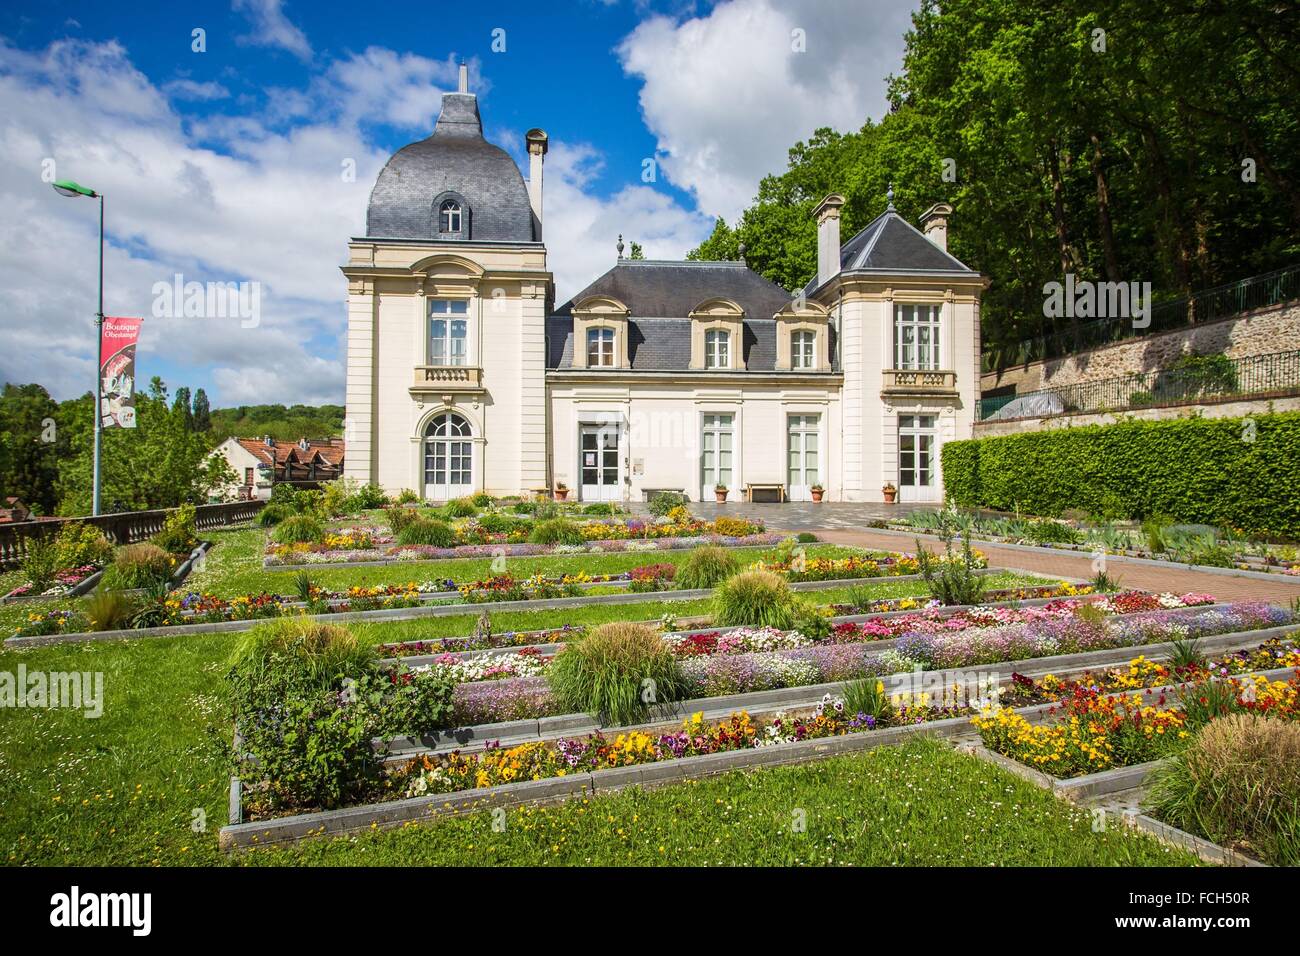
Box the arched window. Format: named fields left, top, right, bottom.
left=439, top=200, right=463, bottom=235
left=704, top=329, right=730, bottom=369
left=586, top=327, right=615, bottom=367
left=791, top=330, right=816, bottom=369
left=424, top=412, right=473, bottom=498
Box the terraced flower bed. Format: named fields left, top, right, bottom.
left=974, top=670, right=1300, bottom=778
left=265, top=511, right=777, bottom=566
left=423, top=599, right=1274, bottom=727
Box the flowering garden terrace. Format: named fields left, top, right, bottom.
left=217, top=560, right=1296, bottom=850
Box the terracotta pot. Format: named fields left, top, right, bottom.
left=882, top=488, right=897, bottom=504
left=715, top=490, right=728, bottom=503
left=811, top=489, right=824, bottom=502
left=555, top=488, right=568, bottom=501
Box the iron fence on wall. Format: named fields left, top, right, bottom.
left=977, top=349, right=1300, bottom=421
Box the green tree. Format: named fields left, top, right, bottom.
left=0, top=383, right=63, bottom=514
left=56, top=377, right=234, bottom=514
left=192, top=388, right=211, bottom=432
left=629, top=241, right=645, bottom=260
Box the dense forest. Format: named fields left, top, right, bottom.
left=690, top=0, right=1300, bottom=366
left=0, top=384, right=343, bottom=516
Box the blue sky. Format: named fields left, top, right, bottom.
left=0, top=0, right=915, bottom=407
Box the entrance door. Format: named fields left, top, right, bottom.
left=898, top=414, right=939, bottom=502
left=579, top=425, right=621, bottom=501
left=424, top=412, right=473, bottom=500
left=787, top=414, right=820, bottom=500
left=699, top=413, right=734, bottom=499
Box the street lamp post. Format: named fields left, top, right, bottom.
left=52, top=180, right=105, bottom=516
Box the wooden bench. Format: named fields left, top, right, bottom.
left=745, top=483, right=785, bottom=503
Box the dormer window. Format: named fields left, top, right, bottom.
left=586, top=328, right=615, bottom=367
left=705, top=329, right=730, bottom=369
left=791, top=330, right=815, bottom=369
left=439, top=201, right=462, bottom=234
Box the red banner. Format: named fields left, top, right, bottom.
left=100, top=316, right=143, bottom=429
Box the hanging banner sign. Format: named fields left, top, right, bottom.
left=101, top=316, right=143, bottom=429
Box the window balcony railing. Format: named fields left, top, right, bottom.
left=413, top=365, right=483, bottom=389
left=882, top=368, right=958, bottom=396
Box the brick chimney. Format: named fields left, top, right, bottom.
left=812, top=194, right=845, bottom=289
left=919, top=202, right=953, bottom=252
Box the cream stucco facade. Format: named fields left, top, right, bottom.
left=343, top=81, right=986, bottom=504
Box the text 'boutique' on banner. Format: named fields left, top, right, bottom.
left=100, top=316, right=143, bottom=429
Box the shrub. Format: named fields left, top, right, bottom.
left=712, top=570, right=797, bottom=629
left=395, top=517, right=456, bottom=548
left=51, top=522, right=113, bottom=570
left=648, top=490, right=688, bottom=516
left=712, top=516, right=757, bottom=537
left=1026, top=519, right=1081, bottom=545
left=528, top=518, right=584, bottom=546
left=478, top=512, right=529, bottom=536
left=19, top=536, right=60, bottom=590
left=256, top=503, right=291, bottom=527
left=102, top=543, right=173, bottom=590
left=268, top=483, right=297, bottom=504
left=676, top=545, right=740, bottom=590
left=470, top=492, right=493, bottom=508
left=791, top=599, right=832, bottom=641
left=151, top=504, right=197, bottom=555
left=546, top=621, right=683, bottom=725
left=796, top=532, right=818, bottom=544
left=941, top=412, right=1300, bottom=538
left=291, top=488, right=325, bottom=517
left=350, top=482, right=389, bottom=511
left=582, top=503, right=616, bottom=516
left=272, top=514, right=326, bottom=545
left=384, top=505, right=421, bottom=536
left=84, top=587, right=138, bottom=631
left=1145, top=715, right=1300, bottom=866
left=395, top=488, right=419, bottom=505
left=511, top=500, right=537, bottom=515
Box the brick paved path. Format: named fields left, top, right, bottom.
left=811, top=527, right=1300, bottom=605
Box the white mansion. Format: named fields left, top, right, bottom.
left=342, top=72, right=986, bottom=503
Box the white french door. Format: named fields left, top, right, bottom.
left=579, top=425, right=621, bottom=501
left=424, top=412, right=473, bottom=500
left=786, top=414, right=820, bottom=500
left=898, top=414, right=939, bottom=502
left=699, top=414, right=734, bottom=499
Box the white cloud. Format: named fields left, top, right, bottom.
left=0, top=37, right=453, bottom=405
left=232, top=0, right=313, bottom=62
left=617, top=0, right=916, bottom=219
left=162, top=79, right=230, bottom=101
left=542, top=142, right=713, bottom=300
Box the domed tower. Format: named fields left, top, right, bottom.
left=342, top=66, right=552, bottom=498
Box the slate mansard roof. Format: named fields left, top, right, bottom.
left=546, top=260, right=834, bottom=372
left=365, top=91, right=537, bottom=242
left=800, top=207, right=977, bottom=297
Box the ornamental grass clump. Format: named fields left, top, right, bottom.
left=101, top=542, right=173, bottom=590
left=917, top=532, right=986, bottom=606
left=395, top=516, right=456, bottom=548
left=712, top=569, right=797, bottom=629
left=528, top=517, right=584, bottom=546
left=272, top=514, right=326, bottom=545
left=676, top=544, right=739, bottom=589
left=546, top=621, right=684, bottom=725
left=1144, top=714, right=1300, bottom=866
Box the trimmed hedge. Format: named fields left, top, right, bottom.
left=941, top=411, right=1300, bottom=538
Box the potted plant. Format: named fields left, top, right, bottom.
left=882, top=482, right=898, bottom=504
left=554, top=482, right=569, bottom=502
left=714, top=483, right=728, bottom=503
left=810, top=483, right=825, bottom=502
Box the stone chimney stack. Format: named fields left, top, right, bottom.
left=458, top=63, right=468, bottom=93
left=526, top=128, right=548, bottom=240
left=920, top=202, right=953, bottom=252
left=813, top=194, right=846, bottom=289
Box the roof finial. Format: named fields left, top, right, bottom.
left=886, top=183, right=895, bottom=211
left=737, top=241, right=746, bottom=264
left=458, top=62, right=468, bottom=94
left=616, top=234, right=624, bottom=259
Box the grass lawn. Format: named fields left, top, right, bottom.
left=1, top=567, right=1055, bottom=866
left=241, top=738, right=1198, bottom=866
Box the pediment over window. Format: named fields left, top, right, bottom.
left=688, top=297, right=745, bottom=320
left=410, top=254, right=485, bottom=294
left=571, top=295, right=630, bottom=369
